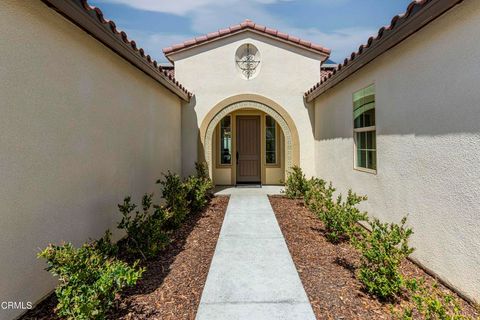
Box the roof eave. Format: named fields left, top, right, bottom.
left=42, top=0, right=192, bottom=102
left=305, top=0, right=464, bottom=103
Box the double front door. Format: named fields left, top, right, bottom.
left=236, top=116, right=261, bottom=183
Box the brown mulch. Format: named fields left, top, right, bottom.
left=269, top=196, right=479, bottom=320
left=21, top=196, right=229, bottom=320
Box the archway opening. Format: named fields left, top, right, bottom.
left=199, top=96, right=299, bottom=186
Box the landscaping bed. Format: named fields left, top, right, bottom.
left=21, top=195, right=229, bottom=320
left=269, top=196, right=479, bottom=320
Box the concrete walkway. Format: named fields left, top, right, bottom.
left=196, top=187, right=316, bottom=320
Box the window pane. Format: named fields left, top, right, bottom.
left=354, top=111, right=363, bottom=129
left=357, top=149, right=367, bottom=168
left=366, top=131, right=376, bottom=149
left=353, top=85, right=375, bottom=129
left=363, top=106, right=375, bottom=127
left=353, top=90, right=365, bottom=110
left=353, top=85, right=376, bottom=171
left=356, top=132, right=367, bottom=149
left=366, top=150, right=377, bottom=170
left=222, top=115, right=230, bottom=128
left=266, top=151, right=276, bottom=164
left=220, top=116, right=231, bottom=164
left=266, top=116, right=276, bottom=164
left=266, top=127, right=275, bottom=140
left=266, top=139, right=275, bottom=151
left=266, top=115, right=275, bottom=128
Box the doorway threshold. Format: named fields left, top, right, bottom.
left=235, top=183, right=262, bottom=188
left=214, top=185, right=284, bottom=195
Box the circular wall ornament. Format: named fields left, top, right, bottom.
left=235, top=43, right=261, bottom=80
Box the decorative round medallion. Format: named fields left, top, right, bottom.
left=235, top=43, right=261, bottom=80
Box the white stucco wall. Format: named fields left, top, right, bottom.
left=171, top=31, right=324, bottom=178
left=0, top=1, right=182, bottom=319
left=313, top=0, right=480, bottom=303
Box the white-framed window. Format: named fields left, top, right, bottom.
left=219, top=116, right=232, bottom=165
left=353, top=84, right=376, bottom=173
left=265, top=115, right=277, bottom=165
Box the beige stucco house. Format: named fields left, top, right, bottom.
left=1, top=0, right=479, bottom=318
left=165, top=20, right=330, bottom=185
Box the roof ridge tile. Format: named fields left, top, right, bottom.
left=163, top=19, right=330, bottom=56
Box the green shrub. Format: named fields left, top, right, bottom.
left=38, top=166, right=215, bottom=319
left=93, top=230, right=118, bottom=258
left=185, top=162, right=214, bottom=213
left=154, top=165, right=213, bottom=228
left=117, top=194, right=169, bottom=259
left=38, top=242, right=143, bottom=319
left=304, top=178, right=335, bottom=214
left=185, top=176, right=213, bottom=213
left=318, top=190, right=368, bottom=243
left=354, top=216, right=414, bottom=300
left=195, top=161, right=210, bottom=180
left=397, top=278, right=473, bottom=320
left=157, top=171, right=189, bottom=228
left=284, top=166, right=309, bottom=199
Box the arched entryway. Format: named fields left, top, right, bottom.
left=199, top=94, right=300, bottom=185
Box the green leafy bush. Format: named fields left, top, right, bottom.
left=284, top=165, right=309, bottom=199
left=195, top=161, right=210, bottom=180
left=304, top=178, right=335, bottom=214
left=93, top=230, right=118, bottom=258
left=38, top=165, right=215, bottom=319
left=185, top=177, right=213, bottom=213
left=117, top=194, right=169, bottom=259
left=318, top=190, right=368, bottom=243
left=397, top=278, right=474, bottom=320
left=38, top=242, right=143, bottom=320
left=185, top=162, right=214, bottom=213
left=157, top=172, right=189, bottom=228
left=354, top=216, right=414, bottom=300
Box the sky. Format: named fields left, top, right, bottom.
left=89, top=0, right=413, bottom=64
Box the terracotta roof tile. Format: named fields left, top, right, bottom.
left=184, top=39, right=196, bottom=46
left=253, top=23, right=263, bottom=31
left=305, top=0, right=464, bottom=101
left=288, top=36, right=300, bottom=43
left=163, top=19, right=331, bottom=56
left=219, top=28, right=230, bottom=35
left=163, top=66, right=175, bottom=78
left=320, top=68, right=334, bottom=79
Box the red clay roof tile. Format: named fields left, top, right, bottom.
left=320, top=69, right=334, bottom=79
left=163, top=19, right=330, bottom=56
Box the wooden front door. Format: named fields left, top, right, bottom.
left=236, top=116, right=261, bottom=183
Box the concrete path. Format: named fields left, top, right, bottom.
left=196, top=188, right=316, bottom=320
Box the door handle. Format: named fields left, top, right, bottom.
left=236, top=151, right=239, bottom=165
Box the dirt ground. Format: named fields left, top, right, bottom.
left=21, top=196, right=229, bottom=320
left=269, top=195, right=479, bottom=320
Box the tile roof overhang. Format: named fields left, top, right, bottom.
left=305, top=0, right=464, bottom=103
left=41, top=0, right=192, bottom=102
left=163, top=19, right=331, bottom=61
